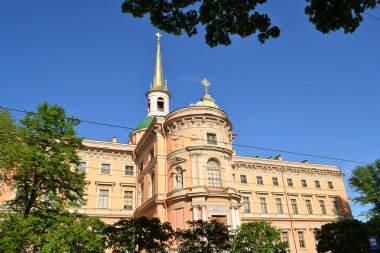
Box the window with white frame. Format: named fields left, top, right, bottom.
left=276, top=197, right=284, bottom=214
left=259, top=197, right=268, bottom=214
left=301, top=179, right=308, bottom=188
left=207, top=159, right=221, bottom=187
left=123, top=191, right=133, bottom=210
left=206, top=133, right=217, bottom=145
left=287, top=178, right=294, bottom=187
left=243, top=197, right=251, bottom=213
left=272, top=177, right=279, bottom=186
left=305, top=199, right=313, bottom=214
left=124, top=166, right=134, bottom=176
left=291, top=199, right=299, bottom=214
left=98, top=189, right=109, bottom=209
left=256, top=176, right=263, bottom=185
left=76, top=162, right=86, bottom=173
left=281, top=231, right=290, bottom=247
left=298, top=231, right=306, bottom=248
left=332, top=198, right=341, bottom=215
left=240, top=175, right=247, bottom=184
left=319, top=199, right=327, bottom=215
left=100, top=163, right=111, bottom=174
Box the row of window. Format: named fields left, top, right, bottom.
left=98, top=189, right=133, bottom=210
left=76, top=162, right=134, bottom=176
left=242, top=196, right=341, bottom=215
left=240, top=175, right=335, bottom=189
left=281, top=230, right=317, bottom=249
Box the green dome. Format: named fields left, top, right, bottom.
left=135, top=115, right=155, bottom=130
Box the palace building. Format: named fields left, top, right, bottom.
left=2, top=34, right=352, bottom=253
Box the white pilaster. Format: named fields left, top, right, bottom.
left=235, top=208, right=240, bottom=227
left=231, top=207, right=236, bottom=229
left=193, top=207, right=198, bottom=221
left=201, top=206, right=206, bottom=221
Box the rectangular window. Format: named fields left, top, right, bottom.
left=291, top=199, right=299, bottom=214
left=313, top=230, right=318, bottom=247
left=332, top=198, right=341, bottom=215
left=208, top=169, right=221, bottom=187
left=140, top=183, right=144, bottom=205
left=281, top=231, right=290, bottom=246
left=272, top=177, right=279, bottom=186
left=328, top=181, right=334, bottom=189
left=256, top=176, right=263, bottom=185
left=139, top=162, right=143, bottom=172
left=98, top=189, right=109, bottom=209
left=123, top=191, right=133, bottom=210
left=240, top=175, right=247, bottom=184
left=76, top=162, right=86, bottom=173
left=315, top=180, right=321, bottom=188
left=301, top=179, right=308, bottom=188
left=306, top=199, right=313, bottom=214
left=259, top=197, right=268, bottom=214
left=319, top=200, right=327, bottom=215
left=287, top=178, right=294, bottom=187
left=243, top=197, right=251, bottom=213
left=124, top=166, right=134, bottom=176
left=276, top=198, right=284, bottom=214
left=100, top=163, right=111, bottom=174
left=207, top=133, right=217, bottom=145
left=298, top=231, right=306, bottom=248
left=150, top=148, right=154, bottom=160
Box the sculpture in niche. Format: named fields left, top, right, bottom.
left=175, top=167, right=183, bottom=189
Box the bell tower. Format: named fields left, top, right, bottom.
left=146, top=33, right=170, bottom=117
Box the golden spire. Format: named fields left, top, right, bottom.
left=153, top=32, right=164, bottom=89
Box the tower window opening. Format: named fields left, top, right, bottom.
left=157, top=97, right=164, bottom=112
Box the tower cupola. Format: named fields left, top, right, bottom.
left=146, top=33, right=170, bottom=117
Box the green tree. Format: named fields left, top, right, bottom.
left=231, top=221, right=287, bottom=253
left=105, top=216, right=175, bottom=253
left=315, top=219, right=372, bottom=253
left=0, top=213, right=107, bottom=253
left=176, top=219, right=231, bottom=253
left=349, top=159, right=380, bottom=218
left=0, top=103, right=85, bottom=216
left=121, top=0, right=379, bottom=47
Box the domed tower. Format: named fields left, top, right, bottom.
left=163, top=79, right=240, bottom=230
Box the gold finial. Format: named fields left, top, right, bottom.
left=156, top=32, right=161, bottom=43
left=201, top=78, right=210, bottom=97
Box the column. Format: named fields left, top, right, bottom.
left=231, top=207, right=236, bottom=229
left=235, top=208, right=240, bottom=227
left=201, top=206, right=207, bottom=221
left=192, top=206, right=198, bottom=221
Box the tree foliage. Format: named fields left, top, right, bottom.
left=176, top=219, right=231, bottom=253
left=315, top=219, right=373, bottom=253
left=231, top=221, right=288, bottom=253
left=0, top=212, right=107, bottom=253
left=0, top=103, right=85, bottom=216
left=349, top=159, right=380, bottom=218
left=121, top=0, right=380, bottom=47
left=105, top=216, right=175, bottom=253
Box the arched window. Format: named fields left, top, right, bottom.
left=174, top=167, right=183, bottom=190
left=207, top=159, right=221, bottom=187
left=157, top=97, right=164, bottom=112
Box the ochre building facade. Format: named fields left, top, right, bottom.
left=1, top=34, right=352, bottom=253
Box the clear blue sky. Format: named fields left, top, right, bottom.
left=1, top=1, right=379, bottom=219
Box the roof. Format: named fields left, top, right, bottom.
left=135, top=115, right=155, bottom=130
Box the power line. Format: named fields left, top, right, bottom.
left=0, top=106, right=371, bottom=165
left=364, top=12, right=380, bottom=21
